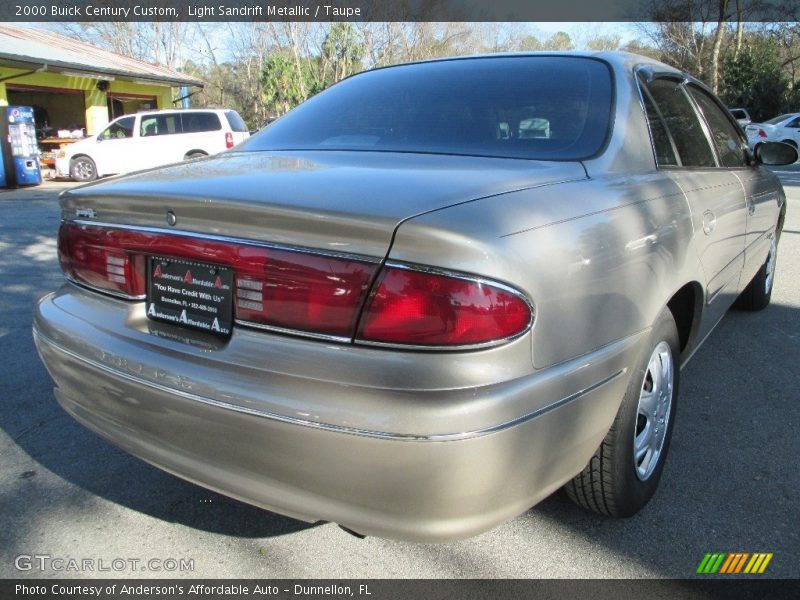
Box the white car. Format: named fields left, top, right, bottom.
left=56, top=109, right=250, bottom=182
left=728, top=107, right=751, bottom=128
left=745, top=112, right=800, bottom=150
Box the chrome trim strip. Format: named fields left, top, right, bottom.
left=68, top=220, right=382, bottom=264
left=354, top=261, right=536, bottom=352
left=64, top=276, right=146, bottom=301
left=35, top=329, right=623, bottom=443
left=234, top=318, right=352, bottom=344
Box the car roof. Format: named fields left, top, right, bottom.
left=355, top=50, right=684, bottom=79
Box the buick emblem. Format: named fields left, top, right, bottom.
left=166, top=211, right=177, bottom=227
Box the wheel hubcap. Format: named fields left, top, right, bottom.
left=75, top=161, right=93, bottom=179
left=633, top=341, right=674, bottom=481
left=765, top=236, right=777, bottom=294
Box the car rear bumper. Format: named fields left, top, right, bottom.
left=33, top=285, right=643, bottom=541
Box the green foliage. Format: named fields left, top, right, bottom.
left=543, top=32, right=574, bottom=51
left=321, top=23, right=365, bottom=84
left=721, top=41, right=789, bottom=122
left=261, top=53, right=311, bottom=116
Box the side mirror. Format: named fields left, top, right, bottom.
left=755, top=141, right=798, bottom=166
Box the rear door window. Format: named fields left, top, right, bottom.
left=646, top=78, right=716, bottom=167
left=687, top=85, right=747, bottom=168
left=140, top=114, right=181, bottom=137
left=182, top=112, right=222, bottom=133
left=639, top=85, right=679, bottom=167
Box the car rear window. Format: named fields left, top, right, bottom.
left=182, top=112, right=222, bottom=133
left=225, top=111, right=248, bottom=132
left=241, top=56, right=614, bottom=160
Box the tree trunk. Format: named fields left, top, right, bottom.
left=734, top=0, right=744, bottom=58
left=710, top=0, right=729, bottom=94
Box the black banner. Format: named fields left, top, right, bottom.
left=3, top=579, right=800, bottom=600
left=1, top=0, right=799, bottom=22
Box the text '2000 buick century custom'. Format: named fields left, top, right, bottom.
left=33, top=52, right=793, bottom=541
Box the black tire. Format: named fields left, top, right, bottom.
left=184, top=151, right=207, bottom=160
left=734, top=231, right=778, bottom=311
left=781, top=139, right=798, bottom=149
left=70, top=156, right=97, bottom=182
left=565, top=307, right=680, bottom=517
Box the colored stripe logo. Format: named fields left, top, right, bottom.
left=696, top=552, right=773, bottom=574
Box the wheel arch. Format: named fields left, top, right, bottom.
left=184, top=149, right=208, bottom=159
left=665, top=281, right=703, bottom=362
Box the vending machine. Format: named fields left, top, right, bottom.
left=0, top=106, right=42, bottom=187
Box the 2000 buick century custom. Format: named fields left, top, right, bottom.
left=33, top=53, right=793, bottom=541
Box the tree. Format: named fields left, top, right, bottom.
left=261, top=53, right=311, bottom=116
left=721, top=40, right=789, bottom=121
left=320, top=23, right=365, bottom=84
left=543, top=32, right=574, bottom=51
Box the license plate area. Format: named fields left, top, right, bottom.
left=146, top=257, right=233, bottom=337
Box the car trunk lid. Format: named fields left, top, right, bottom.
left=60, top=150, right=587, bottom=258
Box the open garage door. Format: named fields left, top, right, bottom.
left=6, top=83, right=86, bottom=138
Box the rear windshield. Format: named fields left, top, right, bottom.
left=225, top=110, right=248, bottom=132
left=241, top=56, right=613, bottom=160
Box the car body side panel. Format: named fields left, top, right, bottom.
left=664, top=170, right=748, bottom=340
left=732, top=167, right=786, bottom=283
left=389, top=172, right=697, bottom=369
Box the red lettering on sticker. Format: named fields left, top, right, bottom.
left=214, top=276, right=223, bottom=289
left=153, top=264, right=162, bottom=278
left=184, top=270, right=193, bottom=284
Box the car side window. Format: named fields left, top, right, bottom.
left=687, top=85, right=747, bottom=168
left=646, top=78, right=716, bottom=168
left=182, top=112, right=222, bottom=133
left=140, top=115, right=181, bottom=137
left=639, top=85, right=679, bottom=166
left=99, top=116, right=135, bottom=140
left=785, top=117, right=800, bottom=128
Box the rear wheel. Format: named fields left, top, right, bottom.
left=565, top=307, right=679, bottom=517
left=70, top=156, right=97, bottom=182
left=184, top=151, right=207, bottom=160
left=735, top=231, right=778, bottom=311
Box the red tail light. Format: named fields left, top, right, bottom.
left=58, top=223, right=377, bottom=338
left=355, top=265, right=532, bottom=347
left=225, top=132, right=234, bottom=148
left=58, top=224, right=146, bottom=298
left=59, top=224, right=532, bottom=347
left=232, top=251, right=375, bottom=338
left=758, top=129, right=767, bottom=138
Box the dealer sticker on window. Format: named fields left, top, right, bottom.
left=146, top=257, right=233, bottom=337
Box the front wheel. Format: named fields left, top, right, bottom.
left=70, top=156, right=97, bottom=182
left=565, top=307, right=679, bottom=517
left=734, top=232, right=778, bottom=311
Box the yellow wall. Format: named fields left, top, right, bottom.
left=0, top=67, right=176, bottom=134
